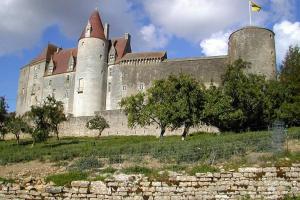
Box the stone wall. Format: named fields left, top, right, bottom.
left=1, top=165, right=300, bottom=199
left=59, top=110, right=218, bottom=137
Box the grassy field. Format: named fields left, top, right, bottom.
left=0, top=127, right=299, bottom=167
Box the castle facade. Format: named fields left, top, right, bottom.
left=16, top=10, right=276, bottom=136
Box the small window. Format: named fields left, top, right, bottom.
left=108, top=82, right=111, bottom=92
left=52, top=89, right=56, bottom=98
left=100, top=54, right=102, bottom=60
left=48, top=80, right=52, bottom=86
left=78, top=78, right=84, bottom=93
left=65, top=90, right=69, bottom=98
left=109, top=68, right=112, bottom=76
left=139, top=83, right=144, bottom=91
left=22, top=88, right=25, bottom=95
left=34, top=73, right=38, bottom=79
left=122, top=85, right=127, bottom=91
left=66, top=75, right=70, bottom=83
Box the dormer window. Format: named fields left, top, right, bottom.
left=48, top=57, right=54, bottom=75
left=68, top=56, right=75, bottom=71
left=85, top=21, right=92, bottom=38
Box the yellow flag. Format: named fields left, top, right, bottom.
left=251, top=1, right=262, bottom=12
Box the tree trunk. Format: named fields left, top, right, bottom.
left=97, top=129, right=103, bottom=139
left=160, top=126, right=166, bottom=139
left=55, top=127, right=59, bottom=140
left=181, top=125, right=190, bottom=141
left=16, top=134, right=20, bottom=145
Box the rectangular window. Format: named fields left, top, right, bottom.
left=122, top=85, right=127, bottom=91
left=139, top=83, right=144, bottom=91
left=108, top=82, right=111, bottom=92
left=22, top=88, right=25, bottom=95
left=78, top=78, right=84, bottom=93
left=109, top=68, right=112, bottom=76
left=65, top=75, right=70, bottom=85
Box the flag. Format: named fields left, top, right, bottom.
left=251, top=1, right=262, bottom=12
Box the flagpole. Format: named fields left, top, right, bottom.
left=249, top=0, right=252, bottom=26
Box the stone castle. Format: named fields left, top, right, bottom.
left=16, top=10, right=276, bottom=136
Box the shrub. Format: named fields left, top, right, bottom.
left=100, top=167, right=117, bottom=174
left=45, top=171, right=88, bottom=186
left=69, top=156, right=103, bottom=171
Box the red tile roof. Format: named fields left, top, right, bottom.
left=30, top=44, right=58, bottom=64
left=79, top=10, right=106, bottom=40
left=110, top=37, right=132, bottom=62
left=50, top=48, right=77, bottom=75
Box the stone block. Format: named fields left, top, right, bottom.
left=45, top=186, right=63, bottom=194
left=71, top=181, right=90, bottom=188
left=90, top=181, right=111, bottom=195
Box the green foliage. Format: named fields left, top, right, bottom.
left=121, top=74, right=206, bottom=138
left=27, top=96, right=66, bottom=143
left=0, top=177, right=15, bottom=184
left=45, top=171, right=88, bottom=186
left=188, top=164, right=220, bottom=175
left=7, top=114, right=32, bottom=144
left=203, top=59, right=272, bottom=132
left=100, top=167, right=117, bottom=174
left=0, top=127, right=286, bottom=166
left=0, top=97, right=8, bottom=140
left=278, top=46, right=300, bottom=126
left=86, top=115, right=109, bottom=138
left=44, top=96, right=67, bottom=140
left=69, top=156, right=103, bottom=171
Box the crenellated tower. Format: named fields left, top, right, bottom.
left=72, top=10, right=109, bottom=116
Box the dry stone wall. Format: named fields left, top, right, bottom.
left=1, top=165, right=300, bottom=199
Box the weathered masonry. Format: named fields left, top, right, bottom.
left=16, top=9, right=276, bottom=136
left=1, top=165, right=300, bottom=199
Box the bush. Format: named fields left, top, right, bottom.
left=69, top=156, right=103, bottom=171
left=100, top=167, right=117, bottom=174
left=0, top=177, right=15, bottom=184
left=122, top=166, right=154, bottom=176
left=45, top=171, right=88, bottom=186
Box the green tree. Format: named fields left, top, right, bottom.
left=165, top=74, right=206, bottom=140
left=277, top=46, right=300, bottom=126
left=27, top=96, right=66, bottom=144
left=7, top=114, right=32, bottom=145
left=0, top=97, right=8, bottom=140
left=44, top=96, right=67, bottom=140
left=121, top=74, right=206, bottom=139
left=86, top=115, right=109, bottom=138
left=203, top=85, right=244, bottom=131
left=203, top=59, right=272, bottom=132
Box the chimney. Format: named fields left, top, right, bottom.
left=124, top=33, right=131, bottom=42
left=104, top=23, right=109, bottom=39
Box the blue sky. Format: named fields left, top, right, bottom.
left=0, top=0, right=300, bottom=111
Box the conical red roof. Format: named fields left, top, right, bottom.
left=79, top=10, right=106, bottom=40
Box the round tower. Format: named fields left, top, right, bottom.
left=228, top=26, right=276, bottom=79
left=73, top=10, right=108, bottom=117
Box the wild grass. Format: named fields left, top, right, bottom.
left=0, top=127, right=299, bottom=166
left=45, top=171, right=88, bottom=187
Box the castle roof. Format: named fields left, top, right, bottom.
left=30, top=43, right=58, bottom=64
left=50, top=48, right=77, bottom=75
left=79, top=10, right=106, bottom=40
left=120, top=51, right=167, bottom=62
left=110, top=37, right=132, bottom=62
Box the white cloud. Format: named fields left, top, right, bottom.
left=141, top=0, right=296, bottom=45
left=0, top=0, right=141, bottom=56
left=200, top=31, right=230, bottom=56
left=139, top=24, right=170, bottom=49
left=273, top=20, right=300, bottom=64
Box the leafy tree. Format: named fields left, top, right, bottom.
left=277, top=46, right=300, bottom=126
left=164, top=74, right=206, bottom=140
left=27, top=96, right=66, bottom=144
left=0, top=97, right=8, bottom=140
left=44, top=96, right=66, bottom=140
left=86, top=115, right=109, bottom=138
left=203, top=59, right=272, bottom=132
left=7, top=114, right=31, bottom=145
left=121, top=85, right=173, bottom=138
left=203, top=85, right=244, bottom=131
left=121, top=74, right=206, bottom=139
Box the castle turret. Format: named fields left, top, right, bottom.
left=228, top=26, right=276, bottom=79
left=73, top=10, right=108, bottom=116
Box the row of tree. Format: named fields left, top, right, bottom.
left=120, top=46, right=300, bottom=139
